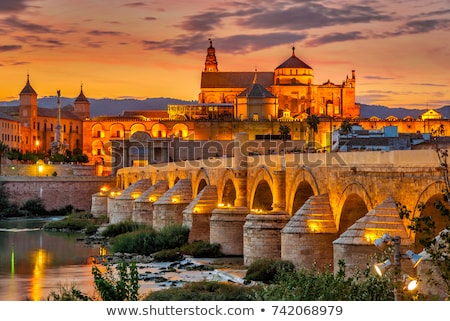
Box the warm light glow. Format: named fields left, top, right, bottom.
left=31, top=248, right=50, bottom=301
left=149, top=196, right=155, bottom=202
left=131, top=192, right=141, bottom=199
left=308, top=221, right=319, bottom=233
left=374, top=259, right=392, bottom=276
left=218, top=203, right=224, bottom=207
left=171, top=197, right=179, bottom=203
left=38, top=165, right=43, bottom=173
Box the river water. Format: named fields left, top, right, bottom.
left=0, top=218, right=101, bottom=301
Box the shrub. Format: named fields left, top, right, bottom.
left=156, top=224, right=190, bottom=250
left=101, top=220, right=147, bottom=238
left=252, top=260, right=394, bottom=301
left=144, top=281, right=258, bottom=301
left=47, top=282, right=91, bottom=301
left=111, top=229, right=159, bottom=255
left=244, top=258, right=295, bottom=284
left=152, top=249, right=183, bottom=262
left=181, top=240, right=222, bottom=258
left=92, top=261, right=139, bottom=301
left=20, top=197, right=48, bottom=216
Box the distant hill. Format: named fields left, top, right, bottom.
left=0, top=97, right=195, bottom=117
left=1, top=97, right=449, bottom=119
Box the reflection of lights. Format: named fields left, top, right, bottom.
left=99, top=246, right=108, bottom=256
left=11, top=245, right=15, bottom=276
left=31, top=248, right=51, bottom=301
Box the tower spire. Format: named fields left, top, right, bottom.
left=204, top=38, right=218, bottom=72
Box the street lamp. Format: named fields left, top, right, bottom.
left=373, top=233, right=424, bottom=300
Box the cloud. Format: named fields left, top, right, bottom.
left=88, top=30, right=128, bottom=37
left=123, top=2, right=146, bottom=8
left=143, top=32, right=307, bottom=54
left=306, top=32, right=365, bottom=47
left=409, top=82, right=448, bottom=87
left=0, top=0, right=29, bottom=12
left=2, top=16, right=56, bottom=34
left=364, top=76, right=395, bottom=80
left=14, top=35, right=64, bottom=48
left=144, top=17, right=157, bottom=21
left=0, top=45, right=22, bottom=52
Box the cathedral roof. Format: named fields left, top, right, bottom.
left=238, top=82, right=275, bottom=98
left=38, top=107, right=82, bottom=120
left=201, top=72, right=273, bottom=88
left=20, top=75, right=37, bottom=95
left=75, top=86, right=89, bottom=102
left=276, top=47, right=312, bottom=70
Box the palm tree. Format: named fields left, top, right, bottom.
left=340, top=120, right=353, bottom=140
left=306, top=115, right=320, bottom=151
left=0, top=141, right=9, bottom=176
left=279, top=124, right=291, bottom=142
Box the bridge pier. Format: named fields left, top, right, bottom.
left=243, top=211, right=291, bottom=266
left=281, top=194, right=338, bottom=270
left=210, top=206, right=249, bottom=256
left=333, top=196, right=413, bottom=276
left=182, top=185, right=218, bottom=243
left=132, top=180, right=169, bottom=224
left=109, top=179, right=153, bottom=224
left=91, top=191, right=108, bottom=217
left=152, top=179, right=192, bottom=230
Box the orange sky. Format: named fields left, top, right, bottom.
left=0, top=0, right=449, bottom=109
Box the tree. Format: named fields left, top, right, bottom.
left=279, top=124, right=290, bottom=142
left=0, top=141, right=9, bottom=176
left=397, top=148, right=450, bottom=299
left=306, top=115, right=320, bottom=151
left=340, top=120, right=352, bottom=139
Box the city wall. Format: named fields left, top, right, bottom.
left=0, top=176, right=116, bottom=211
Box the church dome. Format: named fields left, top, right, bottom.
left=275, top=47, right=312, bottom=70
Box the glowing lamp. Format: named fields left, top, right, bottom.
left=374, top=233, right=393, bottom=250
left=403, top=274, right=419, bottom=291
left=374, top=259, right=392, bottom=276
left=406, top=250, right=423, bottom=268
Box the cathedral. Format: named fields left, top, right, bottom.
left=1, top=40, right=362, bottom=175
left=170, top=39, right=359, bottom=121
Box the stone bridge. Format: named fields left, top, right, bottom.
left=91, top=134, right=447, bottom=297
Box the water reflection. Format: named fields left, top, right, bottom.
left=0, top=218, right=101, bottom=301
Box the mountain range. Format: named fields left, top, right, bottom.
left=1, top=97, right=449, bottom=119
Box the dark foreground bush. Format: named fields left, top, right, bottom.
left=156, top=224, right=190, bottom=250
left=152, top=249, right=183, bottom=262
left=181, top=240, right=222, bottom=258
left=111, top=228, right=159, bottom=255
left=144, top=281, right=258, bottom=301
left=101, top=220, right=147, bottom=238
left=252, top=261, right=395, bottom=301
left=245, top=258, right=295, bottom=284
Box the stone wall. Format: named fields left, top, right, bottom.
left=0, top=176, right=116, bottom=211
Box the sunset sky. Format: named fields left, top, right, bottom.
left=0, top=0, right=449, bottom=109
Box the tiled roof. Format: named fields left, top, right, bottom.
left=38, top=107, right=82, bottom=120
left=201, top=72, right=273, bottom=88
left=0, top=110, right=19, bottom=122
left=20, top=77, right=37, bottom=95
left=238, top=83, right=275, bottom=98
left=276, top=48, right=312, bottom=70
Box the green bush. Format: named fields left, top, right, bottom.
left=245, top=258, right=295, bottom=284
left=92, top=261, right=139, bottom=301
left=20, top=197, right=48, bottom=216
left=181, top=240, right=222, bottom=258
left=47, top=282, right=91, bottom=301
left=144, top=281, right=258, bottom=301
left=152, top=249, right=183, bottom=262
left=252, top=261, right=394, bottom=301
left=156, top=224, right=190, bottom=250
left=111, top=229, right=159, bottom=255
left=101, top=220, right=148, bottom=238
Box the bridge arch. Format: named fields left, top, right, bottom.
left=192, top=168, right=211, bottom=197
left=249, top=166, right=274, bottom=211
left=218, top=169, right=239, bottom=205
left=287, top=166, right=320, bottom=215
left=335, top=181, right=373, bottom=233
left=413, top=180, right=449, bottom=245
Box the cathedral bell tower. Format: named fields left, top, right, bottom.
left=204, top=38, right=218, bottom=72
left=19, top=74, right=38, bottom=152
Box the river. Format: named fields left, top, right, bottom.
left=0, top=217, right=101, bottom=301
